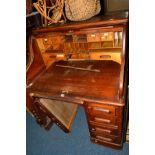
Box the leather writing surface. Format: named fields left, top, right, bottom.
left=28, top=60, right=120, bottom=102
left=39, top=98, right=78, bottom=130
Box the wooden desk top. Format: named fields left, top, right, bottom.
left=27, top=60, right=122, bottom=105
left=31, top=12, right=128, bottom=34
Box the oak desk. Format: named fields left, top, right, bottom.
left=26, top=12, right=128, bottom=149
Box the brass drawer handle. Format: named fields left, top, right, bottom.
left=93, top=107, right=111, bottom=113
left=94, top=117, right=111, bottom=123
left=96, top=136, right=112, bottom=142
left=95, top=127, right=111, bottom=133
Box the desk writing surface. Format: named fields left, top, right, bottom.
left=28, top=60, right=120, bottom=102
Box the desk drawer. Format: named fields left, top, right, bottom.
left=86, top=103, right=116, bottom=118
left=42, top=53, right=65, bottom=66
left=91, top=132, right=121, bottom=144
left=86, top=102, right=123, bottom=118
left=89, top=116, right=118, bottom=126
left=43, top=36, right=64, bottom=45
left=89, top=123, right=120, bottom=136
left=42, top=52, right=65, bottom=60
left=89, top=52, right=121, bottom=64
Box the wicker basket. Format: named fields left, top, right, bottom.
left=65, top=0, right=101, bottom=21
left=26, top=0, right=33, bottom=15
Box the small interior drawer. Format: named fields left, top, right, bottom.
left=42, top=53, right=65, bottom=66
left=87, top=33, right=101, bottom=42
left=100, top=32, right=114, bottom=41
left=89, top=52, right=121, bottom=64
left=43, top=36, right=64, bottom=45
left=87, top=32, right=114, bottom=42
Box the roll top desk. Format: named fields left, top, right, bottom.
left=26, top=12, right=129, bottom=149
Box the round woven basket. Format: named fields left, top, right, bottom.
left=65, top=0, right=101, bottom=21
